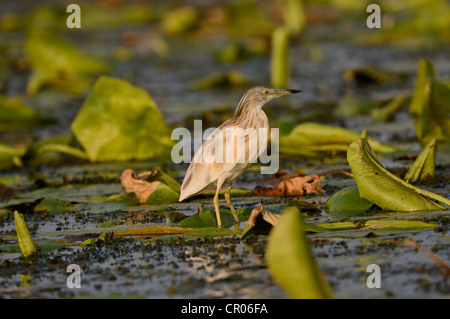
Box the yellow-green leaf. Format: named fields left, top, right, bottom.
left=347, top=138, right=449, bottom=211
left=14, top=210, right=38, bottom=258
left=266, top=207, right=333, bottom=299
left=404, top=138, right=436, bottom=183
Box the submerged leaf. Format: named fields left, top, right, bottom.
left=14, top=210, right=38, bottom=258
left=347, top=138, right=449, bottom=211
left=71, top=76, right=174, bottom=162
left=266, top=207, right=333, bottom=299
left=404, top=138, right=436, bottom=183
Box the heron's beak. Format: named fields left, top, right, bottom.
left=272, top=89, right=302, bottom=97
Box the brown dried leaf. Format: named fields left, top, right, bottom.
left=120, top=169, right=160, bottom=204
left=252, top=174, right=326, bottom=197
left=247, top=203, right=281, bottom=228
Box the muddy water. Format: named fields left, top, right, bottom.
left=0, top=2, right=449, bottom=299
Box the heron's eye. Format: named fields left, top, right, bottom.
left=264, top=90, right=269, bottom=95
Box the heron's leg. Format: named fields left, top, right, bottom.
left=225, top=185, right=239, bottom=224
left=214, top=176, right=225, bottom=228
left=213, top=189, right=221, bottom=228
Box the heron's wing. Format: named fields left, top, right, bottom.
left=179, top=120, right=262, bottom=201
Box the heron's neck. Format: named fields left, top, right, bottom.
left=232, top=100, right=268, bottom=129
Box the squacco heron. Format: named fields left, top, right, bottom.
left=179, top=86, right=301, bottom=227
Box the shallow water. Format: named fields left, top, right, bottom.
left=0, top=1, right=449, bottom=299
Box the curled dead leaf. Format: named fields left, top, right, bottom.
left=247, top=203, right=281, bottom=228
left=252, top=174, right=326, bottom=197
left=120, top=169, right=160, bottom=204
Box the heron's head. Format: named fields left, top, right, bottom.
left=240, top=86, right=302, bottom=110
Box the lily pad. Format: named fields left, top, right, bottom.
left=71, top=76, right=174, bottom=162
left=322, top=185, right=375, bottom=217
left=0, top=96, right=50, bottom=131
left=347, top=138, right=449, bottom=211
left=178, top=209, right=236, bottom=228
left=34, top=198, right=82, bottom=214
left=280, top=122, right=402, bottom=155
left=25, top=27, right=109, bottom=94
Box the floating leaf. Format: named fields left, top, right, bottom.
left=347, top=138, right=449, bottom=211
left=25, top=27, right=109, bottom=94
left=317, top=220, right=437, bottom=232
left=71, top=76, right=174, bottom=162
left=0, top=143, right=26, bottom=168
left=280, top=122, right=402, bottom=155
left=371, top=94, right=409, bottom=122
left=404, top=138, right=436, bottom=183
left=336, top=96, right=378, bottom=117
left=266, top=207, right=333, bottom=299
left=0, top=96, right=50, bottom=132
left=190, top=70, right=252, bottom=90
left=409, top=59, right=450, bottom=146
left=161, top=5, right=198, bottom=35
left=34, top=198, right=81, bottom=214
left=120, top=169, right=180, bottom=204
left=182, top=227, right=240, bottom=238
left=322, top=185, right=375, bottom=217
left=115, top=226, right=195, bottom=237
left=178, top=209, right=236, bottom=228
left=14, top=210, right=38, bottom=258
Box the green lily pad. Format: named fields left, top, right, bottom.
left=161, top=5, right=198, bottom=35
left=71, top=76, right=174, bottom=162
left=322, top=185, right=375, bottom=217
left=371, top=94, right=409, bottom=122
left=178, top=209, right=236, bottom=228
left=280, top=122, right=403, bottom=155
left=404, top=137, right=436, bottom=183
left=336, top=96, right=378, bottom=117
left=347, top=138, right=449, bottom=211
left=34, top=198, right=83, bottom=214
left=266, top=207, right=334, bottom=299
left=182, top=227, right=240, bottom=238
left=25, top=27, right=109, bottom=94
left=0, top=96, right=50, bottom=132
left=190, top=70, right=252, bottom=90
